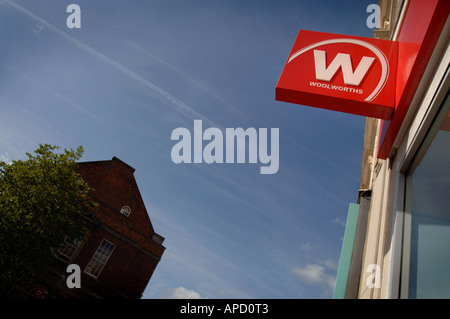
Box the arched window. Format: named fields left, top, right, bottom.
left=120, top=206, right=131, bottom=217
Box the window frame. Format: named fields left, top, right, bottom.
left=120, top=206, right=131, bottom=217
left=57, top=236, right=83, bottom=263
left=84, top=239, right=116, bottom=279
left=381, top=33, right=450, bottom=298
left=399, top=93, right=450, bottom=298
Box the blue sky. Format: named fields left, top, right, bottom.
left=0, top=0, right=375, bottom=298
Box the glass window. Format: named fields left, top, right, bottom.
left=84, top=240, right=115, bottom=278
left=120, top=206, right=131, bottom=217
left=58, top=237, right=82, bottom=262
left=405, top=104, right=450, bottom=298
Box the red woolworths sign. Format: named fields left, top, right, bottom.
left=276, top=30, right=398, bottom=120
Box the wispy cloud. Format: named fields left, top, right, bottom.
left=2, top=0, right=217, bottom=128
left=292, top=262, right=336, bottom=295
left=124, top=39, right=248, bottom=120
left=330, top=217, right=346, bottom=227
left=32, top=24, right=44, bottom=34
left=1, top=63, right=101, bottom=121
left=166, top=286, right=204, bottom=299
left=0, top=152, right=12, bottom=164
left=300, top=242, right=312, bottom=251
left=283, top=165, right=349, bottom=207
left=144, top=204, right=255, bottom=299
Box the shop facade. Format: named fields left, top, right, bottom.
left=334, top=0, right=450, bottom=299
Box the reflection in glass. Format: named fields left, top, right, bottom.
left=409, top=109, right=450, bottom=298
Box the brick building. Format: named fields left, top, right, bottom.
left=2, top=156, right=165, bottom=299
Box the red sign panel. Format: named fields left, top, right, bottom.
left=276, top=30, right=398, bottom=120
left=377, top=0, right=450, bottom=159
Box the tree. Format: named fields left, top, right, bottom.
left=0, top=144, right=97, bottom=285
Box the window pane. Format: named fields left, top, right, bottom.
left=85, top=240, right=115, bottom=278
left=58, top=237, right=82, bottom=262
left=408, top=109, right=450, bottom=298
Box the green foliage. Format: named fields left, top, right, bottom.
left=0, top=144, right=97, bottom=285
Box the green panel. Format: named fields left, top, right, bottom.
left=333, top=203, right=360, bottom=299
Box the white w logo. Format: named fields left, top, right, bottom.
left=313, top=50, right=375, bottom=87
left=287, top=38, right=389, bottom=102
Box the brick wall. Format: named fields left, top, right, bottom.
left=72, top=157, right=165, bottom=298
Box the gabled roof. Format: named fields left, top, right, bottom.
left=77, top=157, right=164, bottom=254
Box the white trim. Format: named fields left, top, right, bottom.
left=391, top=0, right=409, bottom=41
left=395, top=21, right=450, bottom=169
left=387, top=27, right=450, bottom=299
left=120, top=206, right=131, bottom=217
left=386, top=171, right=405, bottom=299
left=381, top=2, right=450, bottom=299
